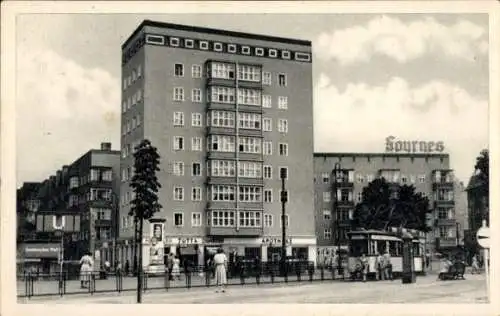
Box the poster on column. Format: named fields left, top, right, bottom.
left=149, top=223, right=164, bottom=265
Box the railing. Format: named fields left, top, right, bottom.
left=17, top=261, right=351, bottom=299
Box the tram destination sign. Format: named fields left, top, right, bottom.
left=385, top=136, right=445, bottom=154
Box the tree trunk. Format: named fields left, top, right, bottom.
left=137, top=218, right=143, bottom=303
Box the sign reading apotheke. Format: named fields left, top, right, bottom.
left=23, top=243, right=60, bottom=258
left=385, top=136, right=445, bottom=154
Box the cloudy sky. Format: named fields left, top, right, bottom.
left=15, top=13, right=489, bottom=187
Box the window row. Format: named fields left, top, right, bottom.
left=122, top=89, right=143, bottom=113
left=320, top=171, right=429, bottom=184
left=122, top=114, right=142, bottom=135
left=174, top=64, right=202, bottom=78
left=210, top=211, right=289, bottom=228
left=322, top=209, right=353, bottom=221
left=123, top=65, right=142, bottom=91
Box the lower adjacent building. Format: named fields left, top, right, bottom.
left=313, top=152, right=458, bottom=262
left=16, top=142, right=120, bottom=274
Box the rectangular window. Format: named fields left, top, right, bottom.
left=280, top=214, right=289, bottom=227
left=366, top=174, right=374, bottom=183
left=263, top=165, right=272, bottom=179
left=238, top=186, right=262, bottom=202
left=356, top=174, right=365, bottom=183
left=357, top=192, right=363, bottom=202
left=263, top=118, right=272, bottom=131
left=239, top=211, right=262, bottom=227
left=192, top=89, right=202, bottom=103
left=264, top=214, right=273, bottom=227
left=322, top=173, right=329, bottom=184
left=237, top=88, right=261, bottom=106
left=173, top=161, right=184, bottom=176
left=419, top=174, right=426, bottom=183
left=237, top=65, right=261, bottom=82
left=173, top=136, right=184, bottom=151
left=210, top=160, right=236, bottom=177
left=69, top=177, right=79, bottom=189
left=174, top=63, right=184, bottom=77
left=209, top=135, right=235, bottom=152
left=264, top=189, right=273, bottom=203
left=279, top=143, right=288, bottom=156
left=191, top=113, right=202, bottom=127
left=185, top=39, right=194, bottom=48
left=191, top=137, right=202, bottom=151
left=170, top=37, right=180, bottom=47
left=200, top=41, right=209, bottom=50
left=173, top=87, right=184, bottom=101
left=192, top=187, right=202, bottom=201
left=323, top=192, right=331, bottom=202
left=173, top=187, right=184, bottom=201
left=263, top=141, right=273, bottom=155
left=323, top=209, right=331, bottom=221
left=174, top=212, right=184, bottom=226
left=227, top=44, right=237, bottom=53
left=278, top=119, right=288, bottom=133
left=238, top=112, right=261, bottom=130
left=174, top=112, right=184, bottom=126
left=211, top=62, right=235, bottom=80
left=238, top=137, right=262, bottom=154
left=211, top=185, right=236, bottom=201
left=262, top=95, right=272, bottom=108
left=210, top=86, right=235, bottom=104
left=209, top=110, right=235, bottom=128
left=279, top=167, right=288, bottom=180
left=238, top=161, right=262, bottom=178
left=211, top=211, right=235, bottom=227
left=401, top=175, right=408, bottom=184
left=278, top=96, right=288, bottom=109
left=192, top=162, right=201, bottom=176
left=90, top=169, right=100, bottom=181
left=191, top=212, right=202, bottom=227
left=262, top=72, right=272, bottom=85
left=192, top=64, right=202, bottom=78
left=324, top=229, right=332, bottom=240
left=278, top=73, right=287, bottom=87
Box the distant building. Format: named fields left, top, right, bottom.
left=454, top=181, right=468, bottom=245
left=16, top=142, right=120, bottom=274
left=313, top=152, right=458, bottom=257
left=119, top=20, right=315, bottom=269
left=465, top=172, right=489, bottom=255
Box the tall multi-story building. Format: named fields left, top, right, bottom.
left=118, top=20, right=315, bottom=269
left=16, top=142, right=120, bottom=273
left=313, top=152, right=457, bottom=260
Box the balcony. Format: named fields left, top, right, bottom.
left=432, top=181, right=454, bottom=190
left=206, top=201, right=237, bottom=210
left=237, top=80, right=263, bottom=90
left=207, top=151, right=236, bottom=160
left=337, top=199, right=355, bottom=207
left=238, top=128, right=263, bottom=138
left=335, top=181, right=354, bottom=188
left=207, top=226, right=263, bottom=237
left=437, top=238, right=457, bottom=248
left=436, top=218, right=456, bottom=226
left=238, top=202, right=264, bottom=210
left=207, top=176, right=237, bottom=186
left=206, top=77, right=236, bottom=88
left=207, top=101, right=236, bottom=112
left=238, top=177, right=264, bottom=186
left=434, top=200, right=455, bottom=207
left=238, top=152, right=263, bottom=162
left=206, top=126, right=236, bottom=136
left=94, top=219, right=112, bottom=227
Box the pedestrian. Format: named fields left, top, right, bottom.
left=124, top=259, right=130, bottom=276
left=167, top=253, right=175, bottom=280
left=172, top=255, right=181, bottom=280
left=359, top=253, right=368, bottom=282
left=79, top=251, right=93, bottom=289
left=376, top=252, right=385, bottom=281
left=214, top=248, right=228, bottom=293
left=116, top=261, right=122, bottom=277
left=471, top=255, right=480, bottom=274
left=425, top=250, right=431, bottom=269
left=383, top=251, right=393, bottom=281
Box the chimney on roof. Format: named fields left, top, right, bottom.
left=101, top=142, right=112, bottom=151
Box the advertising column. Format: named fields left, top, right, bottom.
left=148, top=219, right=166, bottom=274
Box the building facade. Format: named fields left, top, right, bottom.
left=16, top=143, right=120, bottom=273
left=465, top=172, right=489, bottom=257
left=119, top=20, right=316, bottom=269
left=313, top=152, right=458, bottom=260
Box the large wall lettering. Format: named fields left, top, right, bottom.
left=385, top=136, right=445, bottom=154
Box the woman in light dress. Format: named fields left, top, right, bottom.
left=213, top=248, right=228, bottom=293
left=471, top=255, right=480, bottom=274
left=79, top=252, right=94, bottom=288
left=171, top=256, right=181, bottom=280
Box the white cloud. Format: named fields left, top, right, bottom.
left=314, top=74, right=489, bottom=183
left=16, top=49, right=120, bottom=186
left=315, top=16, right=488, bottom=64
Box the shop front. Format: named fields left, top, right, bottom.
left=165, top=236, right=204, bottom=269
left=18, top=243, right=61, bottom=274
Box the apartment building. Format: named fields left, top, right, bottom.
left=118, top=20, right=316, bottom=269
left=313, top=152, right=457, bottom=259
left=16, top=143, right=120, bottom=273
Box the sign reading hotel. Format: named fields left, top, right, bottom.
left=385, top=136, right=445, bottom=153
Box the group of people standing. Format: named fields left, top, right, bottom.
left=356, top=251, right=393, bottom=282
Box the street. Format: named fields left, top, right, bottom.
left=19, top=273, right=488, bottom=304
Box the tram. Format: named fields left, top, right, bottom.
left=347, top=230, right=424, bottom=279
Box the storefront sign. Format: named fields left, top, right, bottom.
left=261, top=237, right=292, bottom=246
left=385, top=136, right=445, bottom=154
left=23, top=244, right=60, bottom=259
left=167, top=237, right=202, bottom=246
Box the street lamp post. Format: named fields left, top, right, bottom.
left=332, top=163, right=343, bottom=277
left=280, top=168, right=288, bottom=276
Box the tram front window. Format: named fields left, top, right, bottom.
left=349, top=239, right=368, bottom=257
